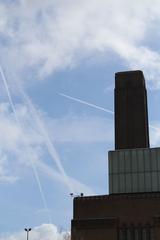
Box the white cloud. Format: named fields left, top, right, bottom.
left=38, top=161, right=94, bottom=195
left=0, top=101, right=95, bottom=195
left=0, top=150, right=18, bottom=183
left=0, top=0, right=160, bottom=87
left=0, top=224, right=70, bottom=240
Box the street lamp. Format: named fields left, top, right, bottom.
left=24, top=228, right=32, bottom=240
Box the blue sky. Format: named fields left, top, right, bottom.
left=0, top=0, right=160, bottom=239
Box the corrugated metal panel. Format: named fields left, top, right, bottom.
left=108, top=147, right=160, bottom=194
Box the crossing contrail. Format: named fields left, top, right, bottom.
left=59, top=93, right=114, bottom=114
left=0, top=65, right=52, bottom=224
left=59, top=92, right=160, bottom=133
left=19, top=88, right=74, bottom=193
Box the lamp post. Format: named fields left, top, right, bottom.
left=24, top=228, right=32, bottom=240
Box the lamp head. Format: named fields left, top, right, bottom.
left=24, top=228, right=32, bottom=232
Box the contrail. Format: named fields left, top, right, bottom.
left=29, top=157, right=52, bottom=224
left=0, top=66, right=52, bottom=223
left=19, top=89, right=74, bottom=193
left=59, top=93, right=114, bottom=114
left=0, top=66, right=19, bottom=123
left=60, top=92, right=160, bottom=132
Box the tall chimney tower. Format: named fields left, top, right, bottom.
left=115, top=70, right=150, bottom=149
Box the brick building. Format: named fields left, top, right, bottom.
left=71, top=71, right=160, bottom=240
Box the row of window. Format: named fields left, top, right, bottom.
left=118, top=225, right=151, bottom=240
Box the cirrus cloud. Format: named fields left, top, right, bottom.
left=0, top=0, right=160, bottom=87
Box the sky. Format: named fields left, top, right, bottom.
left=0, top=0, right=160, bottom=239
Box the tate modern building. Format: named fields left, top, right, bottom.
left=71, top=71, right=160, bottom=240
